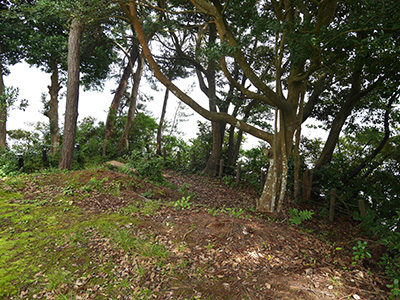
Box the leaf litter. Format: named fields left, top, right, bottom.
left=0, top=168, right=391, bottom=299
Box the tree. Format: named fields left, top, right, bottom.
left=118, top=50, right=145, bottom=150
left=121, top=0, right=338, bottom=213
left=102, top=41, right=139, bottom=156
left=300, top=0, right=400, bottom=190
left=56, top=0, right=117, bottom=169
left=58, top=16, right=85, bottom=169
left=0, top=0, right=29, bottom=148
left=21, top=2, right=67, bottom=154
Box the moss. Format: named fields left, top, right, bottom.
left=0, top=170, right=158, bottom=298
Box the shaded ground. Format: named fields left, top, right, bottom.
left=0, top=167, right=391, bottom=299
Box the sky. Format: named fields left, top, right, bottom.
left=5, top=62, right=206, bottom=142
left=5, top=62, right=324, bottom=151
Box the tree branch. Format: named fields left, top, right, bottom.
left=123, top=0, right=274, bottom=144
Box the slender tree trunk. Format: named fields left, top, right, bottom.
left=0, top=45, right=6, bottom=149
left=203, top=23, right=222, bottom=176
left=59, top=18, right=84, bottom=170
left=45, top=58, right=61, bottom=154
left=118, top=51, right=144, bottom=150
left=314, top=71, right=362, bottom=171
left=156, top=88, right=169, bottom=155
left=102, top=45, right=139, bottom=156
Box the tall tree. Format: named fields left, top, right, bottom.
left=118, top=50, right=145, bottom=150
left=56, top=0, right=117, bottom=169
left=0, top=0, right=29, bottom=148
left=59, top=16, right=84, bottom=169
left=121, top=0, right=337, bottom=213
left=102, top=43, right=139, bottom=156
left=21, top=2, right=68, bottom=154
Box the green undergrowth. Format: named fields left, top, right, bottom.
left=0, top=172, right=169, bottom=299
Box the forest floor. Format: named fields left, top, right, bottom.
left=0, top=166, right=392, bottom=299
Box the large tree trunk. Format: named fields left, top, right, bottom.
left=156, top=88, right=169, bottom=155
left=118, top=51, right=144, bottom=150
left=0, top=45, right=6, bottom=149
left=59, top=18, right=84, bottom=170
left=102, top=45, right=139, bottom=156
left=45, top=58, right=61, bottom=154
left=257, top=108, right=297, bottom=213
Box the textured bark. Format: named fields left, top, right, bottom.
left=118, top=51, right=144, bottom=150
left=156, top=88, right=169, bottom=156
left=257, top=73, right=303, bottom=213
left=0, top=48, right=6, bottom=149
left=102, top=45, right=139, bottom=156
left=59, top=18, right=84, bottom=170
left=314, top=71, right=362, bottom=171
left=45, top=58, right=61, bottom=154
left=203, top=23, right=222, bottom=176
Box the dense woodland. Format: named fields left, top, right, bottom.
left=1, top=0, right=400, bottom=298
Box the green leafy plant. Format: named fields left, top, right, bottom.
left=222, top=175, right=237, bottom=187
left=173, top=196, right=192, bottom=210
left=288, top=208, right=314, bottom=225
left=387, top=279, right=400, bottom=299
left=352, top=240, right=371, bottom=266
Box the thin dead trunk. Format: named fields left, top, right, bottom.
left=118, top=51, right=144, bottom=150
left=0, top=45, right=6, bottom=149
left=59, top=18, right=84, bottom=170
left=45, top=58, right=61, bottom=154
left=156, top=88, right=169, bottom=155
left=102, top=45, right=139, bottom=156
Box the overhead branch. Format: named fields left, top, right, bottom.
left=189, top=0, right=293, bottom=113
left=122, top=0, right=274, bottom=144
left=343, top=88, right=399, bottom=184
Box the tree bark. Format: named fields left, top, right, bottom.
left=102, top=45, right=139, bottom=156
left=156, top=87, right=169, bottom=156
left=203, top=23, right=222, bottom=176
left=59, top=18, right=84, bottom=170
left=118, top=51, right=144, bottom=150
left=45, top=58, right=61, bottom=154
left=314, top=69, right=365, bottom=171
left=0, top=44, right=6, bottom=149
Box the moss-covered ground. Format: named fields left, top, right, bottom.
left=0, top=168, right=392, bottom=299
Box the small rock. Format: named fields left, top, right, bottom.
left=355, top=270, right=364, bottom=278
left=305, top=268, right=313, bottom=275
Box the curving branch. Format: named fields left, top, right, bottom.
left=121, top=0, right=274, bottom=144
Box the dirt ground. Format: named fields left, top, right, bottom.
left=11, top=168, right=392, bottom=299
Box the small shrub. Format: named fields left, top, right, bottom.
left=352, top=240, right=371, bottom=266
left=173, top=196, right=192, bottom=210
left=289, top=208, right=314, bottom=225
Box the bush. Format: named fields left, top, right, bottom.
left=0, top=148, right=19, bottom=177
left=127, top=151, right=165, bottom=184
